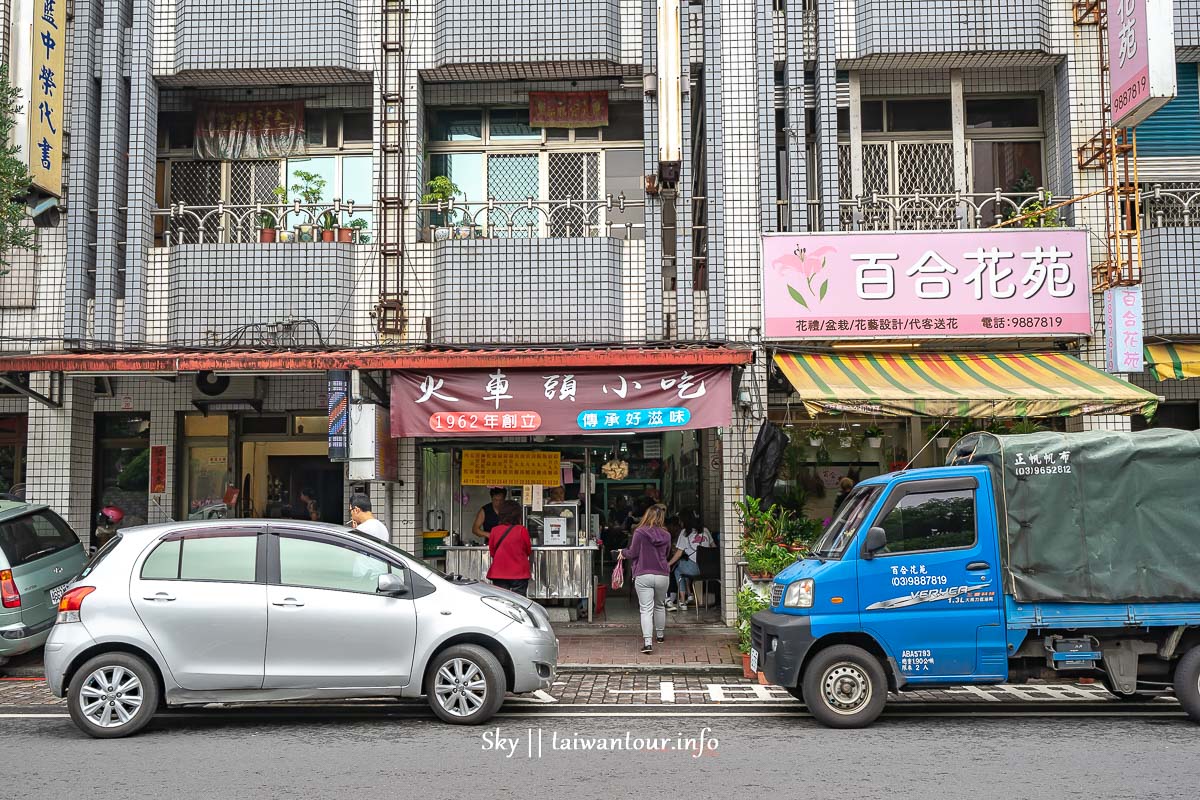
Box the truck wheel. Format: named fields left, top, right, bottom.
left=426, top=644, right=506, bottom=725
left=802, top=645, right=887, bottom=729
left=67, top=652, right=160, bottom=739
left=1174, top=646, right=1200, bottom=722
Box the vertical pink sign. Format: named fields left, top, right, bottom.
left=1108, top=0, right=1177, bottom=127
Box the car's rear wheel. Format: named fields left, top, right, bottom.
left=67, top=652, right=159, bottom=739
left=426, top=644, right=506, bottom=725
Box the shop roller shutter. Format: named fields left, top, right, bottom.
left=1136, top=63, right=1200, bottom=158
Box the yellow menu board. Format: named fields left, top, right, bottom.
left=30, top=0, right=66, bottom=196
left=461, top=450, right=561, bottom=487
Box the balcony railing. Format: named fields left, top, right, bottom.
left=1141, top=184, right=1200, bottom=228
left=417, top=196, right=645, bottom=241
left=779, top=190, right=1067, bottom=232
left=152, top=201, right=371, bottom=246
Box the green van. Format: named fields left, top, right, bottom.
left=0, top=501, right=88, bottom=665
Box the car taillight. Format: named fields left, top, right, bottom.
left=56, top=586, right=95, bottom=623
left=0, top=570, right=20, bottom=608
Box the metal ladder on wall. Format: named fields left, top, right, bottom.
left=375, top=0, right=408, bottom=337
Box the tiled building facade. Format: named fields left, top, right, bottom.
left=2, top=0, right=1200, bottom=623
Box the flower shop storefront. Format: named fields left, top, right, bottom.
left=389, top=349, right=750, bottom=623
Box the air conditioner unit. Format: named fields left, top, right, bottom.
left=191, top=373, right=268, bottom=410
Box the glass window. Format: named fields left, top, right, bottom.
left=811, top=486, right=884, bottom=560
left=429, top=152, right=484, bottom=201
left=862, top=101, right=884, bottom=133
left=489, top=109, right=539, bottom=140
left=241, top=416, right=288, bottom=436
left=971, top=140, right=1043, bottom=194
left=278, top=537, right=390, bottom=594
left=343, top=110, right=373, bottom=142
left=304, top=110, right=327, bottom=146
left=966, top=98, right=1040, bottom=129
left=574, top=127, right=600, bottom=140
left=141, top=539, right=181, bottom=580
left=428, top=109, right=483, bottom=141
left=183, top=414, right=228, bottom=438
left=185, top=446, right=228, bottom=518
left=877, top=489, right=975, bottom=554
left=293, top=415, right=328, bottom=436
left=162, top=111, right=195, bottom=150
left=887, top=99, right=952, bottom=132
left=179, top=535, right=257, bottom=582
left=606, top=102, right=643, bottom=140
left=286, top=157, right=336, bottom=203
left=604, top=148, right=645, bottom=234
left=341, top=154, right=374, bottom=232
left=0, top=511, right=80, bottom=568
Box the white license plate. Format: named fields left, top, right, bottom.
left=749, top=647, right=759, bottom=674
left=48, top=582, right=70, bottom=605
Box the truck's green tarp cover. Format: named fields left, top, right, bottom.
left=949, top=429, right=1200, bottom=603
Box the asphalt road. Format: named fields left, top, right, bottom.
left=5, top=707, right=1199, bottom=800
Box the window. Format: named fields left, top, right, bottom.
left=141, top=539, right=181, bottom=580
left=887, top=99, right=952, bottom=132
left=278, top=536, right=392, bottom=594
left=94, top=413, right=151, bottom=531
left=180, top=535, right=257, bottom=581
left=966, top=98, right=1039, bottom=129
left=342, top=111, right=373, bottom=143
left=428, top=109, right=483, bottom=141
left=811, top=486, right=884, bottom=560
left=606, top=102, right=644, bottom=140
left=488, top=109, right=539, bottom=140
left=0, top=511, right=80, bottom=568
left=877, top=489, right=975, bottom=554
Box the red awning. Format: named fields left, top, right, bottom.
left=0, top=346, right=753, bottom=374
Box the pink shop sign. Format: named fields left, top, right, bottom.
left=1108, top=0, right=1176, bottom=127
left=762, top=229, right=1092, bottom=340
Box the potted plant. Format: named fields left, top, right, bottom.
left=736, top=584, right=770, bottom=678
left=289, top=170, right=327, bottom=241
left=318, top=211, right=337, bottom=242
left=1009, top=419, right=1046, bottom=434
left=863, top=425, right=884, bottom=449
left=806, top=426, right=824, bottom=448
left=256, top=186, right=287, bottom=243
left=349, top=217, right=370, bottom=243
left=422, top=175, right=461, bottom=240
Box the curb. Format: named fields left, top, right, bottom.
left=558, top=663, right=743, bottom=675
left=0, top=668, right=44, bottom=679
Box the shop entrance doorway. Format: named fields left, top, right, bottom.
left=265, top=455, right=343, bottom=523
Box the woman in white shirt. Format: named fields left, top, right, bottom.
left=666, top=512, right=715, bottom=610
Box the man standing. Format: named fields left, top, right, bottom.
left=349, top=494, right=389, bottom=542
left=472, top=487, right=507, bottom=541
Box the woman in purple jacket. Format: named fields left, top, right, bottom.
left=620, top=503, right=673, bottom=654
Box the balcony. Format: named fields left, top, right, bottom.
left=149, top=203, right=367, bottom=348
left=778, top=190, right=1068, bottom=232
left=1140, top=184, right=1200, bottom=338
left=425, top=0, right=624, bottom=81
left=1178, top=1, right=1200, bottom=60
left=417, top=196, right=643, bottom=242
left=172, top=0, right=364, bottom=84
left=422, top=233, right=642, bottom=346
left=848, top=0, right=1055, bottom=68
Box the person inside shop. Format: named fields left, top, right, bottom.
left=617, top=503, right=673, bottom=655
left=667, top=510, right=716, bottom=611
left=832, top=476, right=856, bottom=516
left=473, top=487, right=508, bottom=541
left=298, top=488, right=321, bottom=522
left=349, top=494, right=390, bottom=542
left=486, top=500, right=533, bottom=597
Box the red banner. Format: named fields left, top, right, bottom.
left=194, top=101, right=306, bottom=160
left=150, top=446, right=167, bottom=494
left=391, top=366, right=731, bottom=438
left=529, top=91, right=609, bottom=129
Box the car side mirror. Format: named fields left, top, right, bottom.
left=861, top=527, right=887, bottom=560
left=377, top=571, right=407, bottom=596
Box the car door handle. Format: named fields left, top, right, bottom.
left=271, top=598, right=305, bottom=607
left=143, top=592, right=176, bottom=601
left=966, top=561, right=990, bottom=571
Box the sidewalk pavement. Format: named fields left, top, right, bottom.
left=555, top=625, right=740, bottom=671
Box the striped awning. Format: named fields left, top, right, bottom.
left=773, top=351, right=1160, bottom=418
left=1144, top=343, right=1200, bottom=381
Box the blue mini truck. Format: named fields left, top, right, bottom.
left=752, top=429, right=1200, bottom=728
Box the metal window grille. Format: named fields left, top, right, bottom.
left=486, top=153, right=540, bottom=236
left=548, top=151, right=600, bottom=236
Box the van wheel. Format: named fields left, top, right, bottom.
left=67, top=652, right=159, bottom=739
left=426, top=644, right=506, bottom=725
left=1174, top=646, right=1200, bottom=722
left=802, top=645, right=887, bottom=729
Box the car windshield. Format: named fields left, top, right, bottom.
left=811, top=485, right=883, bottom=559
left=0, top=510, right=81, bottom=568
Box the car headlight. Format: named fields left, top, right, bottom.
left=783, top=579, right=814, bottom=608
left=482, top=596, right=536, bottom=627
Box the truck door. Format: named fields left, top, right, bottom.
left=857, top=476, right=1005, bottom=682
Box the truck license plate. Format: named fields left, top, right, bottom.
left=49, top=582, right=70, bottom=605
left=749, top=648, right=759, bottom=674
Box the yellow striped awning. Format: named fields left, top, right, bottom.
left=773, top=351, right=1159, bottom=419
left=1144, top=343, right=1200, bottom=381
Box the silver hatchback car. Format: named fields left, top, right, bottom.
left=44, top=520, right=557, bottom=738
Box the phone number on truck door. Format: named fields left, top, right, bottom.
left=890, top=574, right=948, bottom=587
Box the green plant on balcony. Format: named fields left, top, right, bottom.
left=257, top=186, right=287, bottom=243
left=318, top=211, right=337, bottom=242
left=290, top=171, right=327, bottom=241
left=423, top=175, right=461, bottom=235
left=349, top=217, right=370, bottom=244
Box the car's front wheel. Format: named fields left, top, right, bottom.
left=426, top=644, right=506, bottom=725
left=67, top=652, right=159, bottom=739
